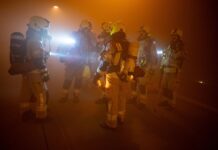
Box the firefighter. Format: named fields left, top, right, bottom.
left=94, top=21, right=112, bottom=104
left=77, top=20, right=98, bottom=81
left=59, top=20, right=97, bottom=102
left=20, top=16, right=51, bottom=120
left=97, top=22, right=112, bottom=50
left=94, top=23, right=136, bottom=129
left=134, top=26, right=157, bottom=106
left=59, top=31, right=84, bottom=103
left=159, top=28, right=186, bottom=110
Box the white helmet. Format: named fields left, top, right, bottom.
left=80, top=19, right=92, bottom=30
left=171, top=28, right=183, bottom=37
left=101, top=22, right=112, bottom=33
left=27, top=16, right=50, bottom=31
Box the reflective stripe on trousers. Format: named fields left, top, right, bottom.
left=20, top=72, right=48, bottom=118
left=160, top=72, right=178, bottom=104
left=105, top=73, right=131, bottom=127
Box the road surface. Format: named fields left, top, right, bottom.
left=0, top=84, right=217, bottom=150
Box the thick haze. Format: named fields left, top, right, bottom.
left=0, top=0, right=217, bottom=99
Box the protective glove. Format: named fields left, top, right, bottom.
left=93, top=72, right=102, bottom=86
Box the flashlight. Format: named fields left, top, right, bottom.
left=156, top=48, right=163, bottom=55
left=49, top=52, right=69, bottom=57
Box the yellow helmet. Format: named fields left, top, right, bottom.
left=171, top=28, right=183, bottom=37
left=110, top=22, right=125, bottom=35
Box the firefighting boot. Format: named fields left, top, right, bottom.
left=59, top=89, right=69, bottom=103
left=95, top=92, right=108, bottom=104
left=158, top=100, right=169, bottom=107
left=20, top=102, right=31, bottom=115
left=166, top=98, right=176, bottom=111
left=35, top=106, right=47, bottom=120
left=158, top=90, right=170, bottom=107
left=72, top=89, right=80, bottom=103
left=21, top=110, right=35, bottom=122
left=100, top=114, right=117, bottom=129
left=128, top=90, right=137, bottom=104
left=118, top=112, right=125, bottom=124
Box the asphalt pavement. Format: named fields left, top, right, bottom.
left=0, top=84, right=217, bottom=150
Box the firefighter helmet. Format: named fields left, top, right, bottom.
left=80, top=19, right=92, bottom=30
left=139, top=26, right=150, bottom=37
left=101, top=22, right=112, bottom=33
left=110, top=22, right=125, bottom=35
left=27, top=16, right=50, bottom=31
left=171, top=28, right=183, bottom=37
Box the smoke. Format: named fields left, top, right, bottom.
left=0, top=0, right=216, bottom=99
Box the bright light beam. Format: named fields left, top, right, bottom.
left=50, top=52, right=68, bottom=57
left=53, top=36, right=76, bottom=45
left=157, top=49, right=163, bottom=55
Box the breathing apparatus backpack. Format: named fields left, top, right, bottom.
left=9, top=32, right=26, bottom=64
left=8, top=32, right=35, bottom=75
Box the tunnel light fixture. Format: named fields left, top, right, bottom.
left=53, top=5, right=59, bottom=9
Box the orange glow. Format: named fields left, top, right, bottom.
left=0, top=0, right=215, bottom=110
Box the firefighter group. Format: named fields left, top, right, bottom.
left=9, top=16, right=186, bottom=129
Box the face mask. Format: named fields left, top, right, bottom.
left=41, top=29, right=51, bottom=41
